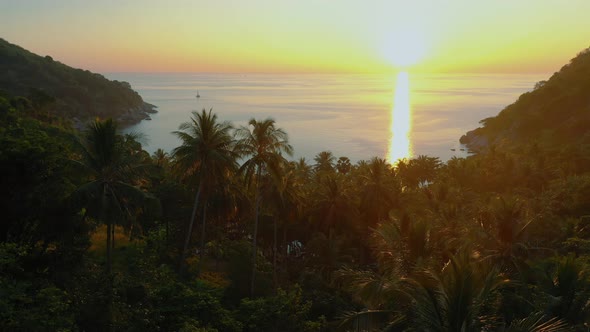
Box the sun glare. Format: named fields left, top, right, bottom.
left=387, top=71, right=413, bottom=164
left=381, top=30, right=427, bottom=68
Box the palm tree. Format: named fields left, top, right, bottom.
left=336, top=263, right=406, bottom=331
left=314, top=150, right=336, bottom=174
left=294, top=157, right=313, bottom=183
left=397, top=155, right=441, bottom=188
left=309, top=230, right=356, bottom=281
left=72, top=118, right=151, bottom=274
left=358, top=157, right=399, bottom=262
left=235, top=118, right=293, bottom=296
left=376, top=218, right=435, bottom=274
left=443, top=156, right=478, bottom=189
left=152, top=148, right=169, bottom=168
left=336, top=156, right=352, bottom=174
left=262, top=162, right=303, bottom=289
left=311, top=175, right=358, bottom=235
left=71, top=119, right=156, bottom=332
left=337, top=223, right=570, bottom=331
left=478, top=196, right=537, bottom=276
left=409, top=250, right=507, bottom=331
left=172, top=109, right=237, bottom=274
left=539, top=255, right=590, bottom=326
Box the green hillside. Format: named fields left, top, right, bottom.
left=461, top=47, right=590, bottom=152
left=0, top=38, right=155, bottom=128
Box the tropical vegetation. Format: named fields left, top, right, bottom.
left=2, top=43, right=590, bottom=331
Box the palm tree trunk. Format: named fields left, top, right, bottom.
left=359, top=228, right=366, bottom=266
left=102, top=185, right=113, bottom=275
left=250, top=193, right=260, bottom=296
left=100, top=184, right=114, bottom=331
left=105, top=220, right=114, bottom=332
left=283, top=224, right=288, bottom=256
left=250, top=166, right=262, bottom=297
left=165, top=217, right=169, bottom=244
left=273, top=217, right=278, bottom=291
left=111, top=221, right=115, bottom=250
left=106, top=220, right=112, bottom=274
left=128, top=220, right=134, bottom=241
left=180, top=181, right=203, bottom=273
left=196, top=201, right=208, bottom=277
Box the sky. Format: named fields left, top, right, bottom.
left=1, top=0, right=589, bottom=73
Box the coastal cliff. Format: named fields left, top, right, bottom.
left=0, top=38, right=156, bottom=128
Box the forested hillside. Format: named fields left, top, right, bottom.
left=461, top=47, right=590, bottom=152
left=0, top=38, right=155, bottom=128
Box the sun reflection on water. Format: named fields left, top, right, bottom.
left=387, top=71, right=413, bottom=164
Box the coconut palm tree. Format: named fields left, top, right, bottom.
left=72, top=118, right=152, bottom=274
left=361, top=159, right=398, bottom=229
left=408, top=251, right=507, bottom=331
left=376, top=218, right=435, bottom=274
left=235, top=117, right=293, bottom=296
left=538, top=255, right=590, bottom=326
left=70, top=119, right=157, bottom=332
left=308, top=229, right=356, bottom=281
left=311, top=175, right=358, bottom=235
left=397, top=155, right=441, bottom=188
left=293, top=157, right=313, bottom=183
left=478, top=196, right=537, bottom=276
left=314, top=150, right=336, bottom=174
left=152, top=148, right=169, bottom=168
left=350, top=157, right=398, bottom=264
left=262, top=162, right=304, bottom=289
left=172, top=109, right=238, bottom=274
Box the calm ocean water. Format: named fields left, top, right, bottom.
left=106, top=72, right=547, bottom=163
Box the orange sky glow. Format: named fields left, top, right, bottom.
left=1, top=0, right=589, bottom=74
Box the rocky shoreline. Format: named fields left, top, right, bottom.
left=459, top=127, right=489, bottom=152
left=117, top=102, right=158, bottom=127
left=71, top=102, right=158, bottom=131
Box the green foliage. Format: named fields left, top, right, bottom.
left=224, top=240, right=273, bottom=299
left=147, top=275, right=242, bottom=332
left=0, top=243, right=78, bottom=331
left=462, top=46, right=590, bottom=157
left=0, top=98, right=85, bottom=249
left=535, top=255, right=590, bottom=326
left=237, top=286, right=324, bottom=332
left=0, top=38, right=153, bottom=126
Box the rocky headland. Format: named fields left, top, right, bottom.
left=0, top=38, right=157, bottom=130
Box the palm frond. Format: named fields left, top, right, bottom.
left=503, top=313, right=569, bottom=332
left=339, top=309, right=397, bottom=331
left=336, top=266, right=406, bottom=308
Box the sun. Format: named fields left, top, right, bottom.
left=381, top=30, right=428, bottom=68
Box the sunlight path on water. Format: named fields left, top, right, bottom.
left=388, top=71, right=413, bottom=164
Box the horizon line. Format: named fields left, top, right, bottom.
left=102, top=70, right=553, bottom=76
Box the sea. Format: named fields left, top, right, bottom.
left=105, top=72, right=548, bottom=163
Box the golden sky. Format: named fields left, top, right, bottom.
left=2, top=0, right=588, bottom=73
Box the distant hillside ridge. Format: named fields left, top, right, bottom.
left=0, top=38, right=156, bottom=128
left=460, top=47, right=590, bottom=152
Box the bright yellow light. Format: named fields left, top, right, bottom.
left=388, top=71, right=413, bottom=163
left=381, top=30, right=428, bottom=68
